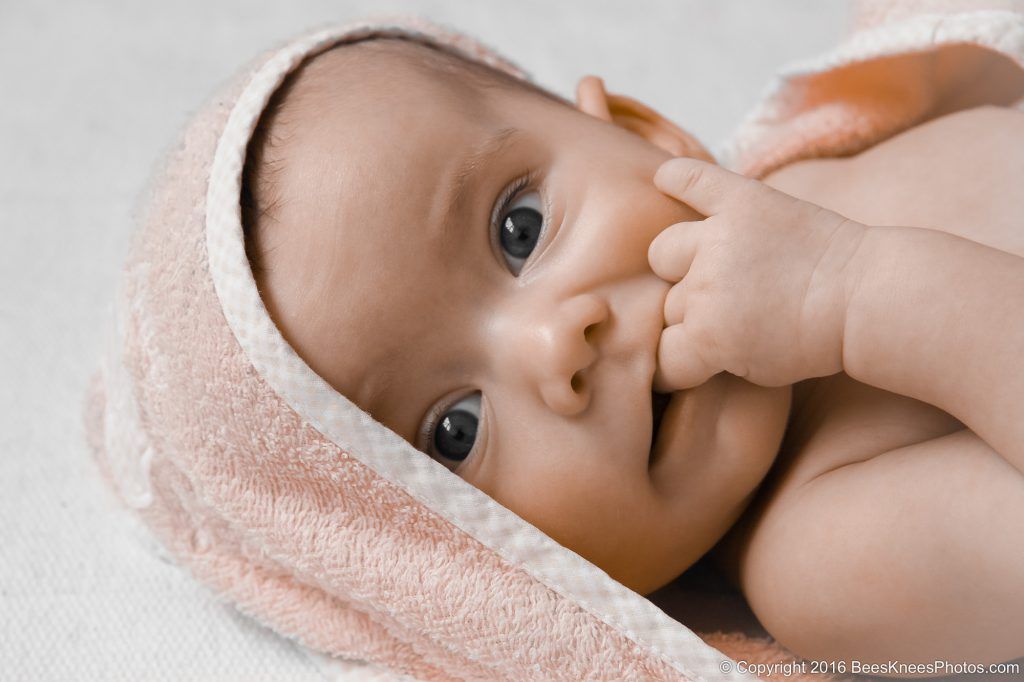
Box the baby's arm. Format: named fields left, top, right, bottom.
left=843, top=225, right=1024, bottom=476
left=648, top=157, right=1024, bottom=475
left=651, top=159, right=1024, bottom=665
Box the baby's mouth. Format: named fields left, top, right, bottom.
left=649, top=390, right=672, bottom=466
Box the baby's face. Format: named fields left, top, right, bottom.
left=253, top=45, right=791, bottom=594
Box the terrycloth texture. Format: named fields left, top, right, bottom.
left=718, top=0, right=1024, bottom=178
left=82, top=4, right=1024, bottom=682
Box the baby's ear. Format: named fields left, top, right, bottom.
left=575, top=75, right=715, bottom=162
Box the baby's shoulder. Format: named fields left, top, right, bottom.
left=764, top=104, right=1024, bottom=258
left=763, top=104, right=1023, bottom=195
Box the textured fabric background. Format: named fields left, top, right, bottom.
left=0, top=1, right=846, bottom=679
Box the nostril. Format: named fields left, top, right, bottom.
left=571, top=371, right=584, bottom=394
left=584, top=323, right=597, bottom=342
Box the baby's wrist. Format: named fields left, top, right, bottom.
left=840, top=223, right=915, bottom=376
left=803, top=217, right=873, bottom=379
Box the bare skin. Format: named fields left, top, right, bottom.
left=716, top=104, right=1024, bottom=667
left=250, top=40, right=1024, bottom=668
left=250, top=41, right=791, bottom=595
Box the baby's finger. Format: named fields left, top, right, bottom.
left=653, top=156, right=761, bottom=217
left=653, top=324, right=719, bottom=392
left=663, top=282, right=687, bottom=327
left=648, top=221, right=701, bottom=282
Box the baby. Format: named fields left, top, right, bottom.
left=241, top=37, right=1024, bottom=667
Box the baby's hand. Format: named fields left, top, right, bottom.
left=648, top=157, right=869, bottom=391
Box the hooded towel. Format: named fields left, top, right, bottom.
left=83, top=4, right=1024, bottom=680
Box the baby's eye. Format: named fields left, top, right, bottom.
left=424, top=392, right=481, bottom=471
left=496, top=190, right=544, bottom=276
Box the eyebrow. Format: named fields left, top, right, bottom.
left=438, top=126, right=521, bottom=249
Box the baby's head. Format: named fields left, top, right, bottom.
left=241, top=36, right=791, bottom=594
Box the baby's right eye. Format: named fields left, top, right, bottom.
left=423, top=392, right=482, bottom=471
left=495, top=190, right=545, bottom=276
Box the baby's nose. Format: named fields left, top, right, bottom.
left=512, top=293, right=608, bottom=417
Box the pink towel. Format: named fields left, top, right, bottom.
left=83, top=4, right=1024, bottom=681
left=720, top=0, right=1024, bottom=179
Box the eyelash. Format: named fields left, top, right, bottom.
left=490, top=169, right=544, bottom=264
left=419, top=393, right=481, bottom=472
left=420, top=172, right=544, bottom=467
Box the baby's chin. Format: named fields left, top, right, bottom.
left=647, top=374, right=792, bottom=503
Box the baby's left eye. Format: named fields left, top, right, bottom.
left=496, top=191, right=544, bottom=275
left=427, top=392, right=481, bottom=471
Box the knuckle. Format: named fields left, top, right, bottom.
left=662, top=159, right=704, bottom=195
left=691, top=316, right=714, bottom=351
left=680, top=165, right=704, bottom=194
left=692, top=329, right=717, bottom=371
left=689, top=268, right=713, bottom=293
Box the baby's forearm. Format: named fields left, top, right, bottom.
left=843, top=224, right=1024, bottom=475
